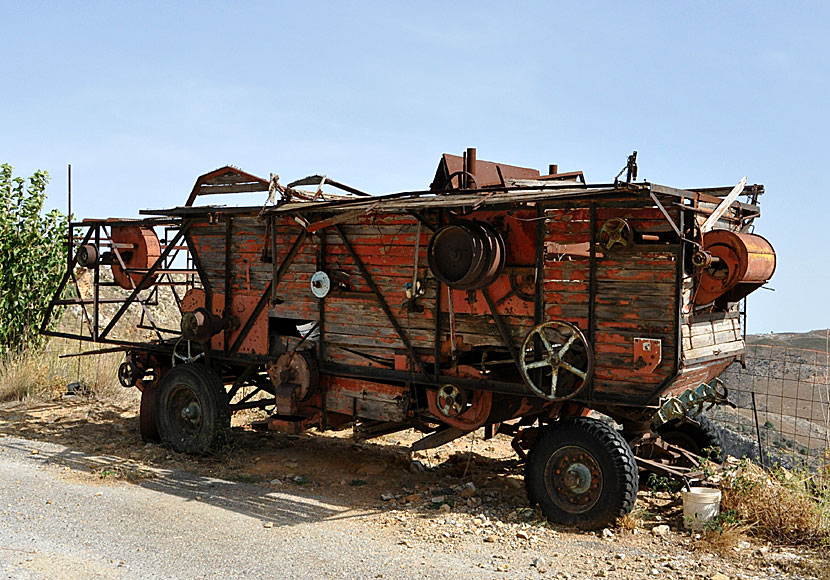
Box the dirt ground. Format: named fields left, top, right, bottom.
left=0, top=390, right=826, bottom=580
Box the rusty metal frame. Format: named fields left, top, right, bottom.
left=587, top=203, right=598, bottom=401
left=228, top=229, right=308, bottom=355
left=432, top=209, right=444, bottom=381
left=482, top=288, right=521, bottom=373
left=98, top=224, right=191, bottom=341
left=39, top=226, right=95, bottom=337
left=321, top=361, right=532, bottom=396
left=41, top=221, right=193, bottom=349
left=223, top=216, right=234, bottom=352
left=317, top=224, right=327, bottom=363
left=334, top=224, right=429, bottom=379
left=103, top=224, right=165, bottom=342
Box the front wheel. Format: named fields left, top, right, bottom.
left=155, top=364, right=230, bottom=454
left=525, top=417, right=638, bottom=529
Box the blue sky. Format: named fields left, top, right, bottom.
left=2, top=1, right=827, bottom=334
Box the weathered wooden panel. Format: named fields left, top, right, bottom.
left=322, top=375, right=408, bottom=422
left=662, top=358, right=736, bottom=399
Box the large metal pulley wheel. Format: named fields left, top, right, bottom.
left=435, top=384, right=469, bottom=418
left=427, top=221, right=505, bottom=290
left=520, top=321, right=593, bottom=400
left=109, top=226, right=161, bottom=289
left=598, top=218, right=633, bottom=252
left=268, top=350, right=319, bottom=401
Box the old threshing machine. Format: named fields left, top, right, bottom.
left=42, top=149, right=775, bottom=528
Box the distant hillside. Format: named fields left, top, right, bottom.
left=747, top=328, right=830, bottom=352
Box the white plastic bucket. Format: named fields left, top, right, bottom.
left=682, top=487, right=722, bottom=530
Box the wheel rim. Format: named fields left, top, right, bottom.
left=167, top=383, right=203, bottom=439
left=544, top=445, right=603, bottom=514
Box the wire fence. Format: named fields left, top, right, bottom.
left=706, top=343, right=830, bottom=470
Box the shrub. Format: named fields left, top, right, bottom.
left=0, top=164, right=68, bottom=353
left=718, top=459, right=830, bottom=546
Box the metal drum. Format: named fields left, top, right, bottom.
left=110, top=226, right=161, bottom=290
left=695, top=230, right=776, bottom=304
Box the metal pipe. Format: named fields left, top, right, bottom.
left=466, top=147, right=477, bottom=188
left=751, top=391, right=766, bottom=469
left=67, top=164, right=72, bottom=270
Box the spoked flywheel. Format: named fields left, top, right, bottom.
left=519, top=321, right=593, bottom=400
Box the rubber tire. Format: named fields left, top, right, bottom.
left=525, top=417, right=639, bottom=530
left=139, top=386, right=160, bottom=442
left=657, top=416, right=723, bottom=463
left=155, top=364, right=230, bottom=454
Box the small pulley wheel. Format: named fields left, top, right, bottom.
left=310, top=271, right=331, bottom=299
left=118, top=361, right=137, bottom=388
left=509, top=272, right=535, bottom=302
left=520, top=321, right=593, bottom=400
left=77, top=244, right=99, bottom=267
left=435, top=384, right=469, bottom=418
left=441, top=170, right=479, bottom=191
left=598, top=218, right=633, bottom=252
left=691, top=250, right=713, bottom=269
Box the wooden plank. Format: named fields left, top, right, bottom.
left=682, top=316, right=740, bottom=338
left=594, top=281, right=675, bottom=296
left=595, top=266, right=676, bottom=283
left=685, top=328, right=741, bottom=350
left=682, top=341, right=744, bottom=365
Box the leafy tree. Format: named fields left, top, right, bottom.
left=0, top=164, right=68, bottom=352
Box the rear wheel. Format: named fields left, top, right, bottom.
left=155, top=364, right=230, bottom=454
left=657, top=416, right=723, bottom=462
left=525, top=417, right=638, bottom=529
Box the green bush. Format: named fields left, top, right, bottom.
left=0, top=164, right=68, bottom=352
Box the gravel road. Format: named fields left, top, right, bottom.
left=0, top=433, right=512, bottom=580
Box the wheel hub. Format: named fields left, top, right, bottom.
left=546, top=446, right=603, bottom=513
left=181, top=401, right=201, bottom=422
left=562, top=463, right=592, bottom=494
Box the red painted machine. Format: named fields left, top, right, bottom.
left=42, top=149, right=775, bottom=528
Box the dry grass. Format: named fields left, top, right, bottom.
left=718, top=458, right=830, bottom=546
left=616, top=511, right=640, bottom=532
left=0, top=338, right=123, bottom=403
left=695, top=521, right=750, bottom=555
left=96, top=462, right=157, bottom=483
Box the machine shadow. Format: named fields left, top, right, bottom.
left=0, top=405, right=528, bottom=529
